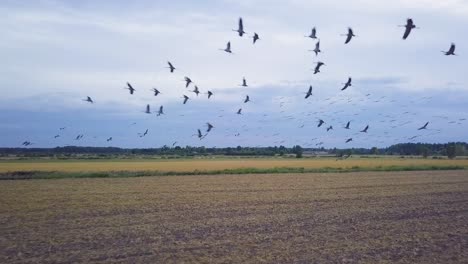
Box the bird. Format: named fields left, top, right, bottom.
left=192, top=86, right=200, bottom=96
left=360, top=125, right=369, bottom=133
left=125, top=82, right=136, bottom=94
left=341, top=77, right=352, bottom=91
left=139, top=129, right=149, bottom=137
left=244, top=95, right=250, bottom=103
left=317, top=119, right=325, bottom=127
left=167, top=61, right=176, bottom=73
left=305, top=27, right=317, bottom=39
left=252, top=33, right=260, bottom=44
left=327, top=125, right=333, bottom=131
left=172, top=141, right=177, bottom=147
left=342, top=27, right=356, bottom=44
left=22, top=141, right=32, bottom=146
left=197, top=129, right=205, bottom=140
left=401, top=18, right=418, bottom=40
left=233, top=17, right=245, bottom=37
left=144, top=104, right=151, bottom=114
left=181, top=95, right=190, bottom=104
left=206, top=123, right=214, bottom=132
left=157, top=106, right=164, bottom=116
left=106, top=137, right=112, bottom=142
left=345, top=138, right=353, bottom=143
left=220, top=41, right=232, bottom=53
left=59, top=127, right=66, bottom=130
left=151, top=88, right=161, bottom=96
left=207, top=91, right=214, bottom=99
left=54, top=135, right=60, bottom=139
left=241, top=77, right=248, bottom=87
left=83, top=96, right=94, bottom=103
left=237, top=108, right=242, bottom=115
left=442, top=43, right=457, bottom=56
left=418, top=122, right=429, bottom=130
left=313, top=62, right=325, bottom=74
left=305, top=86, right=313, bottom=99
left=184, top=77, right=192, bottom=88
left=344, top=121, right=351, bottom=129
left=309, top=41, right=321, bottom=56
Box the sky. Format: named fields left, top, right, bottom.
left=1, top=0, right=467, bottom=149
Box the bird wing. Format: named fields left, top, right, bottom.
left=239, top=18, right=243, bottom=31
left=449, top=43, right=455, bottom=53
left=227, top=42, right=231, bottom=49
left=345, top=34, right=352, bottom=44
left=403, top=26, right=412, bottom=39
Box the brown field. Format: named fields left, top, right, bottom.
left=1, top=157, right=468, bottom=173
left=1, top=170, right=467, bottom=263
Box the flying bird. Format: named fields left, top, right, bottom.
left=125, top=82, right=136, bottom=94
left=327, top=125, right=333, bottom=132
left=305, top=27, right=317, bottom=39
left=341, top=77, right=352, bottom=91
left=182, top=95, right=190, bottom=104
left=342, top=28, right=356, bottom=44
left=241, top=77, right=248, bottom=87
left=233, top=17, right=246, bottom=37
left=344, top=121, right=351, bottom=129
left=54, top=135, right=60, bottom=139
left=157, top=106, right=164, bottom=116
left=145, top=104, right=151, bottom=114
left=345, top=138, right=353, bottom=143
left=220, top=41, right=232, bottom=53
left=252, top=33, right=260, bottom=44
left=237, top=108, right=242, bottom=115
left=317, top=119, right=325, bottom=127
left=206, top=123, right=214, bottom=132
left=192, top=86, right=200, bottom=96
left=360, top=125, right=369, bottom=133
left=309, top=41, right=321, bottom=56
left=418, top=122, right=429, bottom=130
left=83, top=96, right=94, bottom=103
left=167, top=61, right=176, bottom=73
left=151, top=88, right=161, bottom=96
left=244, top=95, right=250, bottom=103
left=197, top=129, right=205, bottom=140
left=442, top=43, right=457, bottom=56
left=207, top=91, right=214, bottom=99
left=184, top=77, right=192, bottom=88
left=401, top=18, right=418, bottom=40
left=305, top=86, right=313, bottom=99
left=313, top=62, right=325, bottom=74
left=139, top=129, right=149, bottom=137
left=106, top=137, right=112, bottom=142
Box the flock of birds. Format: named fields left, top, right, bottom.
left=20, top=17, right=464, bottom=149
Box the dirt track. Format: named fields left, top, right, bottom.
left=1, top=170, right=467, bottom=263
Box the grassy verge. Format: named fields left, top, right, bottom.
left=0, top=165, right=466, bottom=180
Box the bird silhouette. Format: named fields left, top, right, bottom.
left=305, top=86, right=313, bottom=99
left=241, top=77, right=248, bottom=87
left=318, top=119, right=325, bottom=127
left=342, top=28, right=356, bottom=44
left=182, top=95, right=190, bottom=104
left=151, top=88, right=161, bottom=96
left=157, top=106, right=164, bottom=116
left=83, top=96, right=94, bottom=103
left=221, top=41, right=232, bottom=53
left=244, top=95, right=250, bottom=103
left=125, top=82, right=136, bottom=94
left=346, top=138, right=353, bottom=143
left=206, top=123, right=214, bottom=132
left=106, top=137, right=112, bottom=142
left=401, top=18, right=418, bottom=40
left=313, top=62, right=325, bottom=74
left=233, top=17, right=245, bottom=37
left=309, top=41, right=321, bottom=56
left=344, top=121, right=351, bottom=129
left=327, top=125, right=333, bottom=131
left=192, top=86, right=200, bottom=96
left=237, top=108, right=242, bottom=115
left=167, top=61, right=176, bottom=73
left=442, top=43, right=457, bottom=56
left=207, top=91, right=213, bottom=99
left=360, top=125, right=369, bottom=133
left=145, top=104, right=151, bottom=114
left=184, top=77, right=192, bottom=88
left=341, top=77, right=352, bottom=91
left=305, top=27, right=317, bottom=39
left=418, top=122, right=429, bottom=130
left=252, top=33, right=260, bottom=44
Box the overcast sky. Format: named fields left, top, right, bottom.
left=1, top=0, right=467, bottom=148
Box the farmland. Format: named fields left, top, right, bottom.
left=1, top=157, right=468, bottom=175
left=1, top=170, right=467, bottom=263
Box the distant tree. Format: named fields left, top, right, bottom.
left=447, top=144, right=456, bottom=159
left=370, top=147, right=379, bottom=155
left=422, top=147, right=430, bottom=159
left=293, top=145, right=303, bottom=158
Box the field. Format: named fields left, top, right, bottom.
left=1, top=170, right=467, bottom=263
left=1, top=157, right=468, bottom=176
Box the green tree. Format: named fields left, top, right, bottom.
left=422, top=147, right=430, bottom=159
left=447, top=144, right=456, bottom=159
left=370, top=147, right=379, bottom=155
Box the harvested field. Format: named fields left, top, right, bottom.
left=1, top=157, right=468, bottom=173
left=1, top=170, right=467, bottom=263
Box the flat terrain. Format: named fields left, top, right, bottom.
left=1, top=157, right=468, bottom=173
left=1, top=171, right=467, bottom=263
